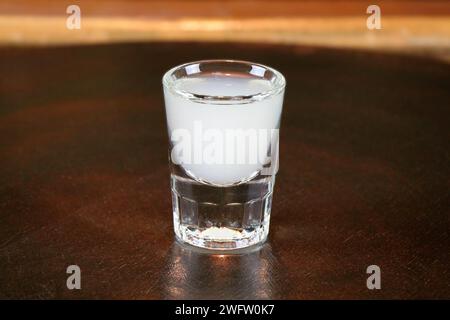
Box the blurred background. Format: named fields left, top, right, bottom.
left=0, top=0, right=449, bottom=61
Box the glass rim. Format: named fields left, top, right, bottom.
left=162, top=59, right=286, bottom=105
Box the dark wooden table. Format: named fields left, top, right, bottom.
left=0, top=42, right=448, bottom=299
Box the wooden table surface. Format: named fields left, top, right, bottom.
left=0, top=42, right=449, bottom=299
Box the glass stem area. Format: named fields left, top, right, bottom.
left=171, top=171, right=274, bottom=250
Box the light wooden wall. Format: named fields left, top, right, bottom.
left=0, top=1, right=449, bottom=61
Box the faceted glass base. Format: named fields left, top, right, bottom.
left=171, top=173, right=274, bottom=250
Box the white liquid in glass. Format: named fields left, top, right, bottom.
left=165, top=75, right=283, bottom=186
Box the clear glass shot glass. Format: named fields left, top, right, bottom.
left=162, top=60, right=286, bottom=250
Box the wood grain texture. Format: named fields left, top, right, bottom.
left=0, top=42, right=449, bottom=299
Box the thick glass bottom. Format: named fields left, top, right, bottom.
left=171, top=173, right=274, bottom=251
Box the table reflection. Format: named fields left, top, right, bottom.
left=160, top=241, right=284, bottom=299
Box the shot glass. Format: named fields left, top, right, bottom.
left=162, top=60, right=285, bottom=250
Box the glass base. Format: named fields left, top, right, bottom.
left=174, top=220, right=270, bottom=250
left=171, top=173, right=274, bottom=251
